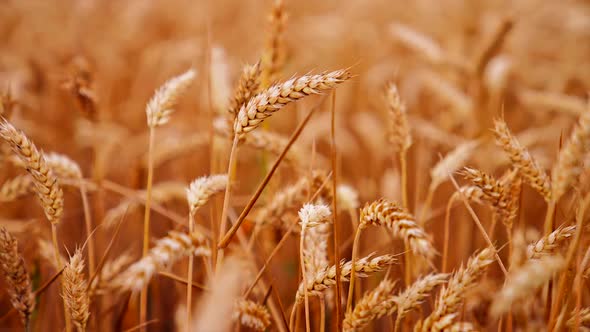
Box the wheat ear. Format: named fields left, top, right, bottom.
left=229, top=62, right=262, bottom=116
left=551, top=105, right=590, bottom=202
left=233, top=69, right=351, bottom=136
left=261, top=0, right=287, bottom=87
left=394, top=273, right=449, bottom=330
left=0, top=227, right=34, bottom=327
left=233, top=300, right=272, bottom=331
left=62, top=249, right=90, bottom=332
left=0, top=175, right=33, bottom=202
left=0, top=120, right=69, bottom=329
left=527, top=225, right=576, bottom=259
left=361, top=199, right=435, bottom=260
left=186, top=174, right=228, bottom=214
left=145, top=69, right=196, bottom=128
left=299, top=203, right=332, bottom=332
left=490, top=255, right=565, bottom=316
left=0, top=120, right=63, bottom=224
left=343, top=279, right=397, bottom=332
left=116, top=230, right=210, bottom=292
left=420, top=247, right=495, bottom=331
left=494, top=119, right=551, bottom=201
left=461, top=167, right=514, bottom=224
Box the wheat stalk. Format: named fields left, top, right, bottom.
left=420, top=247, right=495, bottom=331
left=491, top=255, right=565, bottom=316
left=494, top=119, right=551, bottom=201
left=0, top=227, right=34, bottom=327
left=233, top=69, right=351, bottom=136
left=62, top=249, right=90, bottom=332
left=233, top=300, right=271, bottom=331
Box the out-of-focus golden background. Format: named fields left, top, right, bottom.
left=0, top=0, right=589, bottom=331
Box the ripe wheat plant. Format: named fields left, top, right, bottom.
left=0, top=1, right=589, bottom=331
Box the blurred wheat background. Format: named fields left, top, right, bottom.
left=0, top=0, right=589, bottom=331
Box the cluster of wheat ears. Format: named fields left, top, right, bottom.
left=1, top=0, right=590, bottom=331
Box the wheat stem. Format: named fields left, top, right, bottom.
left=186, top=212, right=195, bottom=330
left=400, top=151, right=409, bottom=209
left=52, top=223, right=72, bottom=332
left=79, top=183, right=95, bottom=277
left=300, top=227, right=311, bottom=332
left=346, top=228, right=363, bottom=313
left=140, top=127, right=155, bottom=330
left=216, top=135, right=239, bottom=270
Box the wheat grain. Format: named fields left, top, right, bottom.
left=0, top=227, right=34, bottom=327
left=234, top=69, right=351, bottom=136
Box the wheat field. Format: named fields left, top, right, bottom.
left=0, top=0, right=589, bottom=331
